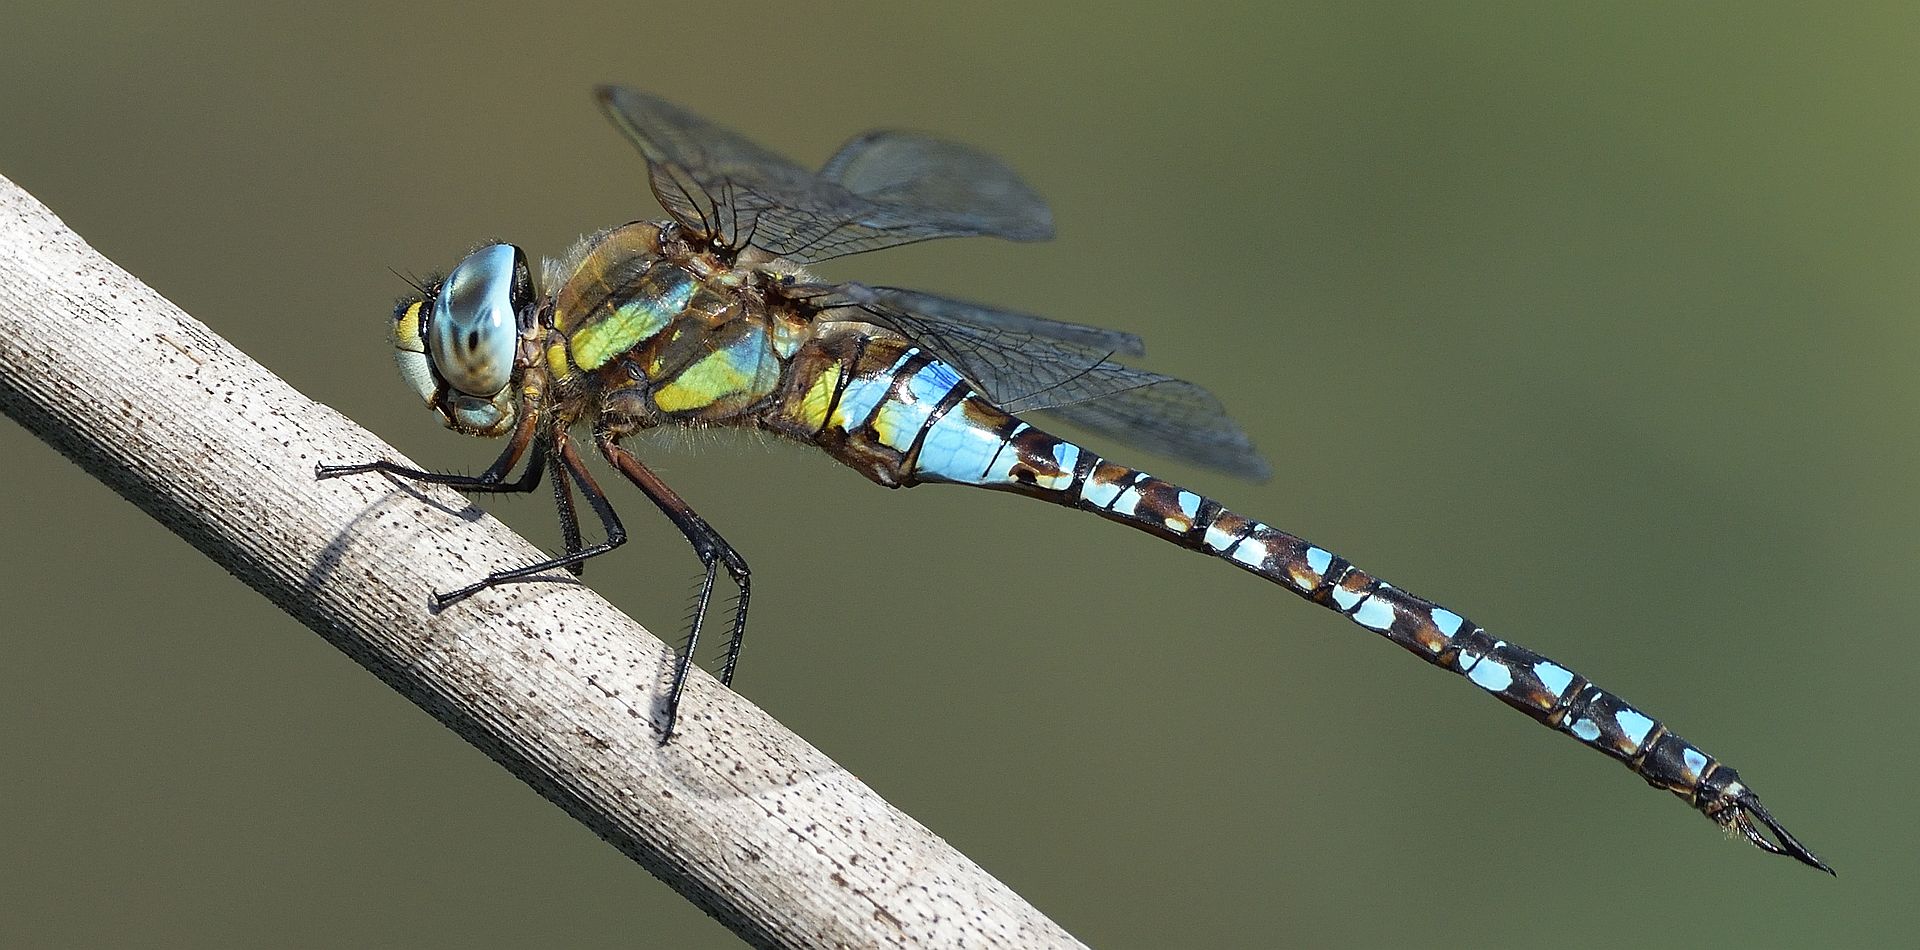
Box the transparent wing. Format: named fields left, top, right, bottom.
left=842, top=285, right=1145, bottom=357
left=795, top=282, right=1271, bottom=480
left=596, top=87, right=1053, bottom=264
left=818, top=130, right=1052, bottom=242
left=1041, top=381, right=1272, bottom=481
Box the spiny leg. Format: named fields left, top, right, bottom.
left=316, top=403, right=545, bottom=494
left=718, top=579, right=752, bottom=687
left=597, top=430, right=751, bottom=738
left=550, top=443, right=586, bottom=576
left=428, top=433, right=629, bottom=609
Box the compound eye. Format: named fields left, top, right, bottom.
left=428, top=243, right=527, bottom=397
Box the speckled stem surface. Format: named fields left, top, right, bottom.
left=0, top=172, right=1085, bottom=950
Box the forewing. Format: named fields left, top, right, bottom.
left=819, top=131, right=1053, bottom=243
left=849, top=285, right=1144, bottom=357
left=798, top=282, right=1270, bottom=479
left=596, top=87, right=1053, bottom=263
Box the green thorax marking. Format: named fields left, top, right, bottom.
left=561, top=260, right=697, bottom=371
left=650, top=320, right=783, bottom=416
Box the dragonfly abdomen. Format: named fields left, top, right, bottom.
left=771, top=343, right=1821, bottom=862
left=764, top=334, right=1001, bottom=487
left=1071, top=460, right=1761, bottom=826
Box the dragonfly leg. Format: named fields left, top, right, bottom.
left=549, top=444, right=586, bottom=576
left=316, top=406, right=546, bottom=494
left=428, top=433, right=628, bottom=610
left=596, top=430, right=751, bottom=739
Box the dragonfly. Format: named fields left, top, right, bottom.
left=318, top=86, right=1829, bottom=873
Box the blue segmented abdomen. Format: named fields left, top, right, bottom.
left=768, top=335, right=1814, bottom=861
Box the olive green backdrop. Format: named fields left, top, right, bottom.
left=0, top=1, right=1905, bottom=947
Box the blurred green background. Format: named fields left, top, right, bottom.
left=1, top=1, right=1907, bottom=946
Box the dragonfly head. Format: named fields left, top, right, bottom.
left=392, top=242, right=536, bottom=438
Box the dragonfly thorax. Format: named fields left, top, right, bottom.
left=536, top=221, right=812, bottom=433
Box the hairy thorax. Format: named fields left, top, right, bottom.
left=536, top=221, right=891, bottom=441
